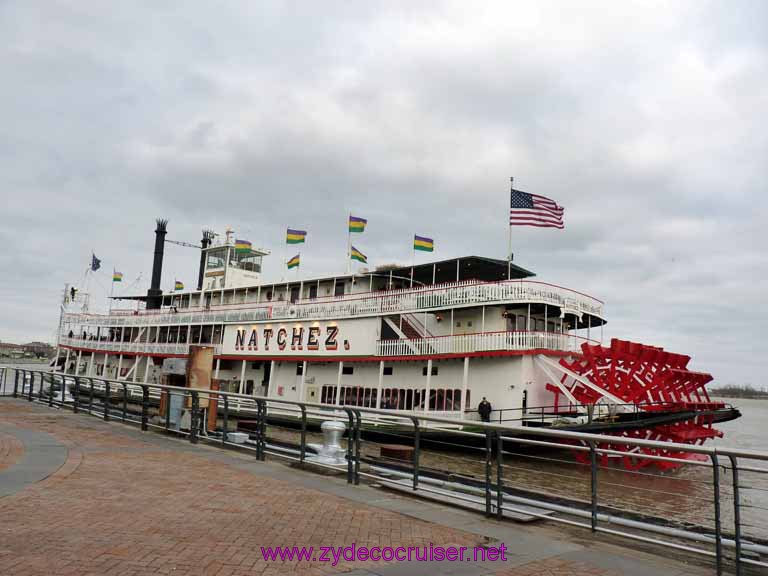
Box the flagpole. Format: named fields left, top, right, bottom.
left=109, top=271, right=115, bottom=313
left=508, top=176, right=513, bottom=280
left=346, top=212, right=352, bottom=274
left=410, top=233, right=415, bottom=288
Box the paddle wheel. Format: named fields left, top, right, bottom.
left=540, top=338, right=730, bottom=470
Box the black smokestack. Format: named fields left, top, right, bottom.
left=197, top=229, right=214, bottom=290
left=146, top=218, right=168, bottom=309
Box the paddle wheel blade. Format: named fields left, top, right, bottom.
left=545, top=338, right=728, bottom=470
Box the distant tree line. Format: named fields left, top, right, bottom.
left=712, top=384, right=768, bottom=399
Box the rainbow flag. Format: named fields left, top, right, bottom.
left=235, top=239, right=252, bottom=254
left=413, top=235, right=434, bottom=252
left=287, top=254, right=300, bottom=269
left=350, top=246, right=367, bottom=264
left=112, top=270, right=123, bottom=282
left=286, top=228, right=307, bottom=244
left=348, top=215, right=367, bottom=233
left=174, top=280, right=184, bottom=291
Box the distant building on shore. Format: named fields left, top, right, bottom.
left=0, top=341, right=54, bottom=359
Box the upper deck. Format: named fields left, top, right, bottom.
left=63, top=276, right=605, bottom=329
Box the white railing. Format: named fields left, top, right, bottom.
left=375, top=330, right=591, bottom=357
left=58, top=337, right=221, bottom=356
left=63, top=279, right=604, bottom=329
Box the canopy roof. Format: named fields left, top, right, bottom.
left=378, top=256, right=534, bottom=286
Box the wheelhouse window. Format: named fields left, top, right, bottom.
left=233, top=251, right=262, bottom=273
left=206, top=249, right=227, bottom=271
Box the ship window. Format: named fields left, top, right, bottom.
left=422, top=366, right=438, bottom=376
left=334, top=281, right=345, bottom=297
left=290, top=286, right=300, bottom=303
left=266, top=291, right=273, bottom=301
left=536, top=319, right=545, bottom=331
left=516, top=315, right=527, bottom=331
left=383, top=366, right=393, bottom=376
left=296, top=363, right=303, bottom=375
left=342, top=365, right=354, bottom=375
left=547, top=321, right=555, bottom=332
left=206, top=249, right=226, bottom=270
left=309, top=285, right=318, bottom=299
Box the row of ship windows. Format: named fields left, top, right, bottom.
left=297, top=364, right=436, bottom=376
left=319, top=385, right=467, bottom=411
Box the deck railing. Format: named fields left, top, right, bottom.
left=376, top=330, right=593, bottom=357
left=57, top=338, right=221, bottom=357
left=62, top=279, right=604, bottom=328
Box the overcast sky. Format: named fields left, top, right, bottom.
left=1, top=1, right=766, bottom=386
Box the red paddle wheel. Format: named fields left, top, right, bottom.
left=547, top=338, right=726, bottom=470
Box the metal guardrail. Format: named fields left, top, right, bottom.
left=1, top=366, right=766, bottom=575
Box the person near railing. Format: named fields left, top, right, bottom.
left=478, top=397, right=492, bottom=422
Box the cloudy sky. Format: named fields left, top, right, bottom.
left=1, top=1, right=766, bottom=386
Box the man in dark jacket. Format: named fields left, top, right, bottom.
left=478, top=397, right=492, bottom=422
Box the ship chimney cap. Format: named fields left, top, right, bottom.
left=155, top=218, right=168, bottom=232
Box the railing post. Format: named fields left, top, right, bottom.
left=485, top=428, right=493, bottom=517
left=496, top=431, right=503, bottom=520
left=48, top=374, right=55, bottom=407
left=140, top=385, right=149, bottom=431
left=299, top=405, right=307, bottom=463
left=711, top=453, right=723, bottom=576
left=73, top=377, right=80, bottom=413
left=354, top=410, right=362, bottom=486
left=189, top=391, right=199, bottom=444
left=258, top=399, right=267, bottom=461
left=411, top=416, right=420, bottom=491
left=222, top=395, right=229, bottom=445
left=165, top=390, right=171, bottom=430
left=589, top=440, right=599, bottom=532
left=728, top=455, right=742, bottom=576
left=346, top=409, right=355, bottom=484
left=88, top=378, right=95, bottom=414
left=103, top=380, right=110, bottom=421
left=28, top=371, right=34, bottom=402
left=13, top=369, right=19, bottom=398
left=121, top=383, right=128, bottom=421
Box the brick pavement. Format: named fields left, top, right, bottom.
left=0, top=431, right=24, bottom=472
left=0, top=400, right=701, bottom=575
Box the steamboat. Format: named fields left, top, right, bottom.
left=53, top=220, right=740, bottom=469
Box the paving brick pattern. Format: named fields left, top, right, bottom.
left=0, top=401, right=664, bottom=576
left=493, top=558, right=616, bottom=575
left=0, top=431, right=24, bottom=472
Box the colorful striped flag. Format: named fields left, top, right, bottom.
left=348, top=215, right=367, bottom=233
left=235, top=239, right=252, bottom=254
left=286, top=228, right=307, bottom=244
left=413, top=235, right=434, bottom=252
left=112, top=270, right=123, bottom=282
left=287, top=254, right=301, bottom=269
left=174, top=280, right=184, bottom=291
left=350, top=246, right=367, bottom=264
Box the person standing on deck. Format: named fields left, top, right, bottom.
left=478, top=397, right=492, bottom=422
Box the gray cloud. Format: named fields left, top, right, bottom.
left=1, top=0, right=766, bottom=386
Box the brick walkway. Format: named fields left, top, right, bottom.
left=0, top=431, right=24, bottom=472
left=0, top=399, right=704, bottom=576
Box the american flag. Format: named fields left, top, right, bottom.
left=510, top=189, right=564, bottom=229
